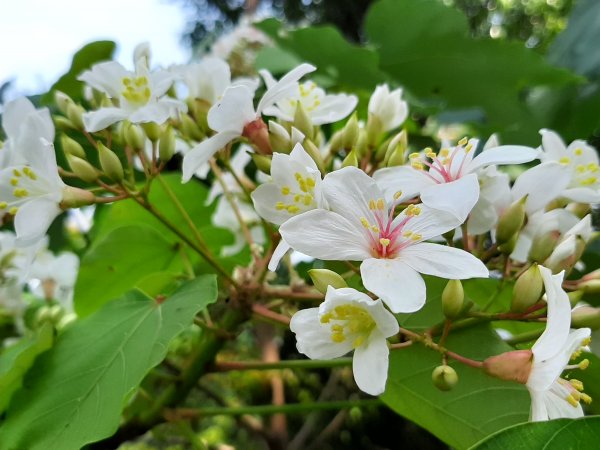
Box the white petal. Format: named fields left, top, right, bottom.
left=540, top=129, right=567, bottom=161
left=128, top=99, right=183, bottom=125
left=83, top=108, right=130, bottom=132
left=279, top=209, right=371, bottom=261
left=400, top=243, right=489, bottom=279
left=353, top=330, right=390, bottom=395
left=310, top=94, right=358, bottom=125
left=373, top=166, right=434, bottom=203
left=289, top=143, right=318, bottom=171
left=528, top=389, right=549, bottom=422
left=467, top=145, right=540, bottom=172
left=562, top=187, right=600, bottom=203
left=207, top=85, right=256, bottom=133
left=15, top=198, right=61, bottom=247
left=511, top=162, right=571, bottom=215
left=360, top=258, right=426, bottom=313
left=267, top=240, right=290, bottom=271
left=392, top=204, right=462, bottom=241
left=181, top=130, right=240, bottom=182
left=3, top=97, right=36, bottom=138
left=420, top=173, right=480, bottom=223
left=78, top=61, right=129, bottom=98
left=545, top=381, right=584, bottom=420
left=290, top=308, right=353, bottom=359
left=257, top=63, right=316, bottom=113
left=251, top=183, right=296, bottom=225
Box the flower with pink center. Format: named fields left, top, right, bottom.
left=374, top=138, right=539, bottom=222
left=279, top=166, right=488, bottom=313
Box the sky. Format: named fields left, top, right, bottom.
left=0, top=0, right=191, bottom=100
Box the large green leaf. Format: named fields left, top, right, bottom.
left=365, top=0, right=577, bottom=143
left=470, top=416, right=600, bottom=449
left=0, top=275, right=218, bottom=450
left=0, top=323, right=53, bottom=412
left=74, top=225, right=182, bottom=317
left=382, top=325, right=529, bottom=449
left=41, top=41, right=116, bottom=104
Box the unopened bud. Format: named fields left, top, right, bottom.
left=60, top=134, right=86, bottom=159
left=384, top=130, right=407, bottom=166
left=159, top=126, right=176, bottom=162
left=366, top=114, right=383, bottom=145
left=431, top=365, right=458, bottom=391
left=66, top=103, right=85, bottom=130
left=141, top=122, right=162, bottom=142
left=571, top=306, right=600, bottom=330
left=269, top=123, right=291, bottom=153
left=53, top=116, right=75, bottom=131
left=529, top=230, right=561, bottom=263
left=124, top=122, right=146, bottom=150
left=328, top=130, right=344, bottom=154
left=568, top=290, right=584, bottom=307
left=308, top=269, right=347, bottom=294
left=567, top=202, right=591, bottom=218
left=190, top=99, right=211, bottom=130
left=498, top=231, right=518, bottom=255
left=342, top=113, right=359, bottom=150
left=496, top=196, right=527, bottom=244
left=251, top=153, right=272, bottom=175
left=98, top=142, right=124, bottom=181
left=579, top=280, right=600, bottom=295
left=511, top=264, right=544, bottom=313
left=442, top=280, right=464, bottom=320
left=54, top=90, right=73, bottom=114
left=293, top=103, right=314, bottom=140
left=545, top=235, right=585, bottom=274
left=354, top=129, right=368, bottom=158
left=60, top=186, right=96, bottom=209
left=179, top=113, right=204, bottom=141
left=67, top=155, right=98, bottom=183
left=302, top=140, right=325, bottom=174
left=483, top=350, right=533, bottom=384
left=243, top=118, right=272, bottom=155
left=341, top=150, right=358, bottom=168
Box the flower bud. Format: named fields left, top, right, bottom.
left=97, top=142, right=124, bottom=182
left=483, top=350, right=533, bottom=384
left=60, top=186, right=96, bottom=209
left=328, top=130, right=344, bottom=154
left=159, top=126, right=176, bottom=162
left=571, top=306, right=600, bottom=330
left=67, top=155, right=99, bottom=183
left=568, top=290, right=584, bottom=307
left=567, top=202, right=591, bottom=218
left=529, top=230, right=561, bottom=263
left=53, top=116, right=75, bottom=131
left=354, top=129, right=368, bottom=159
left=384, top=130, right=407, bottom=166
left=302, top=140, right=325, bottom=174
left=498, top=231, right=518, bottom=255
left=342, top=113, right=359, bottom=150
left=60, top=134, right=86, bottom=159
left=190, top=98, right=211, bottom=131
left=366, top=114, right=383, bottom=145
left=293, top=103, right=314, bottom=140
left=341, top=150, right=358, bottom=168
left=269, top=122, right=291, bottom=153
left=496, top=196, right=527, bottom=244
left=66, top=103, right=85, bottom=130
left=544, top=235, right=586, bottom=274
left=308, top=269, right=347, bottom=294
left=141, top=122, right=162, bottom=142
left=579, top=280, right=600, bottom=294
left=54, top=90, right=73, bottom=114
left=124, top=122, right=146, bottom=150
left=442, top=280, right=464, bottom=320
left=179, top=113, right=204, bottom=141
left=511, top=264, right=544, bottom=313
left=250, top=153, right=272, bottom=175
left=431, top=365, right=458, bottom=391
left=243, top=118, right=272, bottom=155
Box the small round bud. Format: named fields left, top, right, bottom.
left=159, top=126, right=176, bottom=162
left=328, top=130, right=344, bottom=154
left=308, top=269, right=347, bottom=294
left=67, top=155, right=99, bottom=183
left=580, top=279, right=600, bottom=294
left=141, top=122, right=162, bottom=142
left=54, top=91, right=74, bottom=114
left=341, top=150, right=358, bottom=168
left=342, top=113, right=359, bottom=150
left=571, top=306, right=600, bottom=330
left=498, top=232, right=518, bottom=255
left=432, top=365, right=458, bottom=391
left=496, top=196, right=527, bottom=244
left=53, top=116, right=75, bottom=131
left=442, top=279, right=464, bottom=320
left=97, top=142, right=124, bottom=182
left=66, top=103, right=86, bottom=130
left=251, top=153, right=272, bottom=175
left=511, top=264, right=544, bottom=313
left=179, top=113, right=204, bottom=141
left=60, top=134, right=86, bottom=159
left=60, top=186, right=96, bottom=209
left=124, top=122, right=146, bottom=150
left=366, top=114, right=383, bottom=145
left=354, top=129, right=368, bottom=158
left=302, top=140, right=325, bottom=174
left=529, top=230, right=560, bottom=263
left=243, top=118, right=272, bottom=155
left=293, top=103, right=314, bottom=140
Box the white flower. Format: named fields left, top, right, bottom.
left=466, top=165, right=511, bottom=235
left=544, top=215, right=593, bottom=272
left=526, top=265, right=592, bottom=421
left=539, top=129, right=600, bottom=203
left=268, top=120, right=305, bottom=152
left=290, top=286, right=399, bottom=395
left=28, top=249, right=79, bottom=312
left=260, top=73, right=357, bottom=126
left=78, top=48, right=186, bottom=132
left=181, top=63, right=316, bottom=182
left=251, top=143, right=326, bottom=270
left=280, top=166, right=488, bottom=313
left=374, top=138, right=539, bottom=222
left=368, top=84, right=408, bottom=133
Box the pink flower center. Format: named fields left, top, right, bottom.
left=409, top=138, right=474, bottom=184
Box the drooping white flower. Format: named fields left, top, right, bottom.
left=539, top=129, right=600, bottom=203
left=280, top=166, right=488, bottom=313
left=368, top=84, right=408, bottom=134
left=374, top=138, right=539, bottom=222
left=526, top=266, right=592, bottom=421
left=28, top=249, right=79, bottom=312
left=260, top=72, right=357, bottom=126
left=251, top=143, right=325, bottom=270
left=181, top=63, right=316, bottom=182
left=78, top=46, right=186, bottom=132
left=544, top=215, right=593, bottom=273
left=290, top=286, right=399, bottom=395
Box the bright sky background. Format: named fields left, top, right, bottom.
left=0, top=0, right=191, bottom=100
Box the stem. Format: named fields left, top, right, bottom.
left=461, top=223, right=471, bottom=252
left=93, top=193, right=129, bottom=203
left=214, top=358, right=352, bottom=372
left=165, top=399, right=382, bottom=418
left=261, top=286, right=324, bottom=302
left=252, top=303, right=291, bottom=326
left=481, top=244, right=499, bottom=263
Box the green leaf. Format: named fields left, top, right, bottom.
left=74, top=225, right=182, bottom=317
left=365, top=0, right=577, bottom=143
left=470, top=416, right=600, bottom=449
left=41, top=41, right=116, bottom=104
left=382, top=324, right=529, bottom=449
left=0, top=275, right=218, bottom=450
left=0, top=323, right=54, bottom=412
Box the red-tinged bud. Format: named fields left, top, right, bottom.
left=483, top=350, right=533, bottom=384
left=243, top=118, right=272, bottom=155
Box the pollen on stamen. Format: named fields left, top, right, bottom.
left=281, top=186, right=290, bottom=195
left=465, top=143, right=474, bottom=153
left=393, top=191, right=403, bottom=200
left=8, top=207, right=18, bottom=215
left=376, top=199, right=385, bottom=210
left=574, top=148, right=583, bottom=156
left=559, top=156, right=571, bottom=165
left=411, top=233, right=422, bottom=241
left=10, top=178, right=18, bottom=186
left=12, top=169, right=21, bottom=177
left=368, top=199, right=376, bottom=210
left=409, top=152, right=421, bottom=160
left=458, top=137, right=468, bottom=146
left=380, top=238, right=391, bottom=247
left=360, top=217, right=370, bottom=228
left=0, top=202, right=7, bottom=209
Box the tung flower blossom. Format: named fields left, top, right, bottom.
left=368, top=84, right=408, bottom=134
left=280, top=166, right=488, bottom=313
left=374, top=138, right=539, bottom=222
left=290, top=286, right=399, bottom=395
left=181, top=63, right=316, bottom=182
